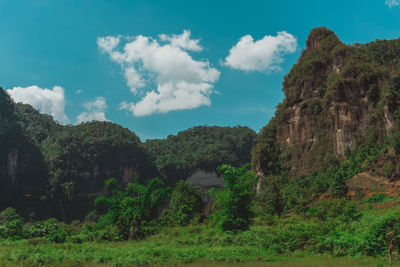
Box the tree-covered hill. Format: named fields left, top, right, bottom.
left=253, top=27, right=400, bottom=178
left=0, top=88, right=49, bottom=218
left=41, top=121, right=160, bottom=220
left=144, top=126, right=257, bottom=184
left=14, top=103, right=63, bottom=145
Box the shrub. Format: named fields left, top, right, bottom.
left=164, top=181, right=203, bottom=226
left=0, top=207, right=24, bottom=240
left=306, top=199, right=361, bottom=222
left=212, top=165, right=257, bottom=232
left=96, top=225, right=123, bottom=241
left=95, top=178, right=171, bottom=240
left=363, top=210, right=400, bottom=256
left=80, top=223, right=98, bottom=242
left=0, top=207, right=21, bottom=224
left=330, top=169, right=348, bottom=198
left=2, top=219, right=24, bottom=240
left=47, top=227, right=67, bottom=243
left=253, top=175, right=283, bottom=216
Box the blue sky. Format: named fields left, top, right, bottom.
left=1, top=0, right=400, bottom=140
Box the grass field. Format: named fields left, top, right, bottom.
left=0, top=244, right=391, bottom=266
left=1, top=197, right=400, bottom=266
left=0, top=236, right=392, bottom=267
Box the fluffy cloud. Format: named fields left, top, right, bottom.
left=76, top=97, right=107, bottom=124
left=223, top=31, right=297, bottom=72
left=97, top=30, right=220, bottom=116
left=6, top=85, right=69, bottom=124
left=159, top=30, right=202, bottom=51
left=386, top=0, right=400, bottom=7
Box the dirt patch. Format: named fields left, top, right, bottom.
left=320, top=172, right=400, bottom=201
left=346, top=172, right=400, bottom=197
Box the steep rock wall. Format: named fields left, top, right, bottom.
left=255, top=27, right=400, bottom=177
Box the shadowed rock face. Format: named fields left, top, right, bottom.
left=255, top=27, right=400, bottom=177
left=186, top=169, right=223, bottom=203
left=0, top=88, right=49, bottom=217
left=186, top=169, right=223, bottom=191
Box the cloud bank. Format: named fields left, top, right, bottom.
left=7, top=85, right=69, bottom=124
left=223, top=31, right=297, bottom=72
left=97, top=30, right=220, bottom=116
left=76, top=97, right=107, bottom=124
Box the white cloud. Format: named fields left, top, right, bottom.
left=75, top=90, right=83, bottom=94
left=97, top=30, right=220, bottom=116
left=7, top=85, right=69, bottom=124
left=159, top=30, right=202, bottom=51
left=76, top=97, right=107, bottom=124
left=124, top=67, right=146, bottom=94
left=97, top=36, right=121, bottom=54
left=386, top=0, right=400, bottom=7
left=223, top=31, right=297, bottom=72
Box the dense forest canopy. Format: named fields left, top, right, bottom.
left=14, top=103, right=63, bottom=145
left=1, top=87, right=259, bottom=220
left=144, top=126, right=257, bottom=184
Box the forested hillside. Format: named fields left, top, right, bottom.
left=0, top=89, right=48, bottom=218
left=14, top=103, right=63, bottom=145
left=253, top=27, right=400, bottom=177
left=0, top=88, right=258, bottom=220
left=144, top=126, right=257, bottom=184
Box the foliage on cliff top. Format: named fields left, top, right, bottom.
left=254, top=27, right=400, bottom=177
left=14, top=103, right=63, bottom=145
left=0, top=88, right=49, bottom=218
left=41, top=121, right=159, bottom=210
left=144, top=126, right=257, bottom=184
left=0, top=88, right=14, bottom=122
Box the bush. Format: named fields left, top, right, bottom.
left=80, top=223, right=98, bottom=242
left=95, top=178, right=171, bottom=240
left=330, top=169, right=348, bottom=198
left=306, top=199, right=361, bottom=222
left=0, top=207, right=21, bottom=224
left=164, top=181, right=203, bottom=226
left=363, top=210, right=400, bottom=256
left=96, top=225, right=123, bottom=241
left=47, top=227, right=67, bottom=243
left=253, top=175, right=283, bottom=216
left=0, top=207, right=24, bottom=240
left=2, top=219, right=24, bottom=240
left=212, top=165, right=257, bottom=232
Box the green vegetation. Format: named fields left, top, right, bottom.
left=0, top=89, right=49, bottom=219
left=40, top=121, right=160, bottom=220
left=144, top=126, right=257, bottom=184
left=94, top=177, right=170, bottom=240
left=1, top=196, right=399, bottom=265
left=3, top=27, right=400, bottom=266
left=14, top=103, right=63, bottom=145
left=163, top=180, right=204, bottom=226
left=255, top=27, right=400, bottom=175
left=212, top=165, right=257, bottom=232
left=1, top=136, right=400, bottom=264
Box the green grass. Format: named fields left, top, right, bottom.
left=1, top=198, right=400, bottom=266
left=0, top=241, right=390, bottom=266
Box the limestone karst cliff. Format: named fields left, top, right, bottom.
left=0, top=88, right=49, bottom=217
left=253, top=27, right=400, bottom=177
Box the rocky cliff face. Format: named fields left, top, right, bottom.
left=254, top=27, right=400, bottom=177
left=0, top=88, right=49, bottom=217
